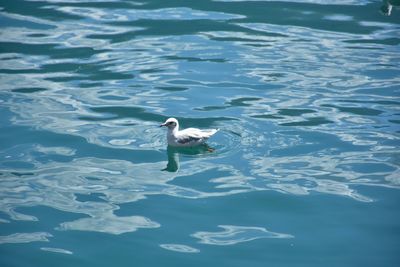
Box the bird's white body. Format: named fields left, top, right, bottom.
left=160, top=118, right=218, bottom=147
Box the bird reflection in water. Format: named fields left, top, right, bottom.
left=162, top=145, right=215, bottom=172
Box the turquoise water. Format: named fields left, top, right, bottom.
left=1, top=0, right=400, bottom=266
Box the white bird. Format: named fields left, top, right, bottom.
left=160, top=118, right=218, bottom=147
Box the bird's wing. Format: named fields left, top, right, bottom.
left=179, top=128, right=218, bottom=139
left=177, top=135, right=202, bottom=145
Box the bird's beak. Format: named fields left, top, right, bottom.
left=159, top=123, right=166, bottom=127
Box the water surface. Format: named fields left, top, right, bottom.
left=1, top=0, right=400, bottom=266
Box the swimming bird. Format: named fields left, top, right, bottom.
left=160, top=118, right=218, bottom=147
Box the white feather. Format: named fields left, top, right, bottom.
left=160, top=118, right=218, bottom=147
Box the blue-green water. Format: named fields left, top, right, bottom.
left=1, top=0, right=400, bottom=266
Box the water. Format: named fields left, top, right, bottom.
left=0, top=0, right=399, bottom=266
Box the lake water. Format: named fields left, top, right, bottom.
left=1, top=0, right=400, bottom=266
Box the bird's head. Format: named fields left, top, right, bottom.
left=160, top=118, right=179, bottom=130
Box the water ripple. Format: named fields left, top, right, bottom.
left=0, top=0, right=399, bottom=257
left=192, top=225, right=294, bottom=246
left=55, top=6, right=245, bottom=22
left=40, top=247, right=73, bottom=255
left=159, top=244, right=200, bottom=253
left=0, top=232, right=52, bottom=244
left=57, top=214, right=160, bottom=235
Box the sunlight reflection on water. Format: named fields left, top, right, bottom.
left=0, top=0, right=399, bottom=263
